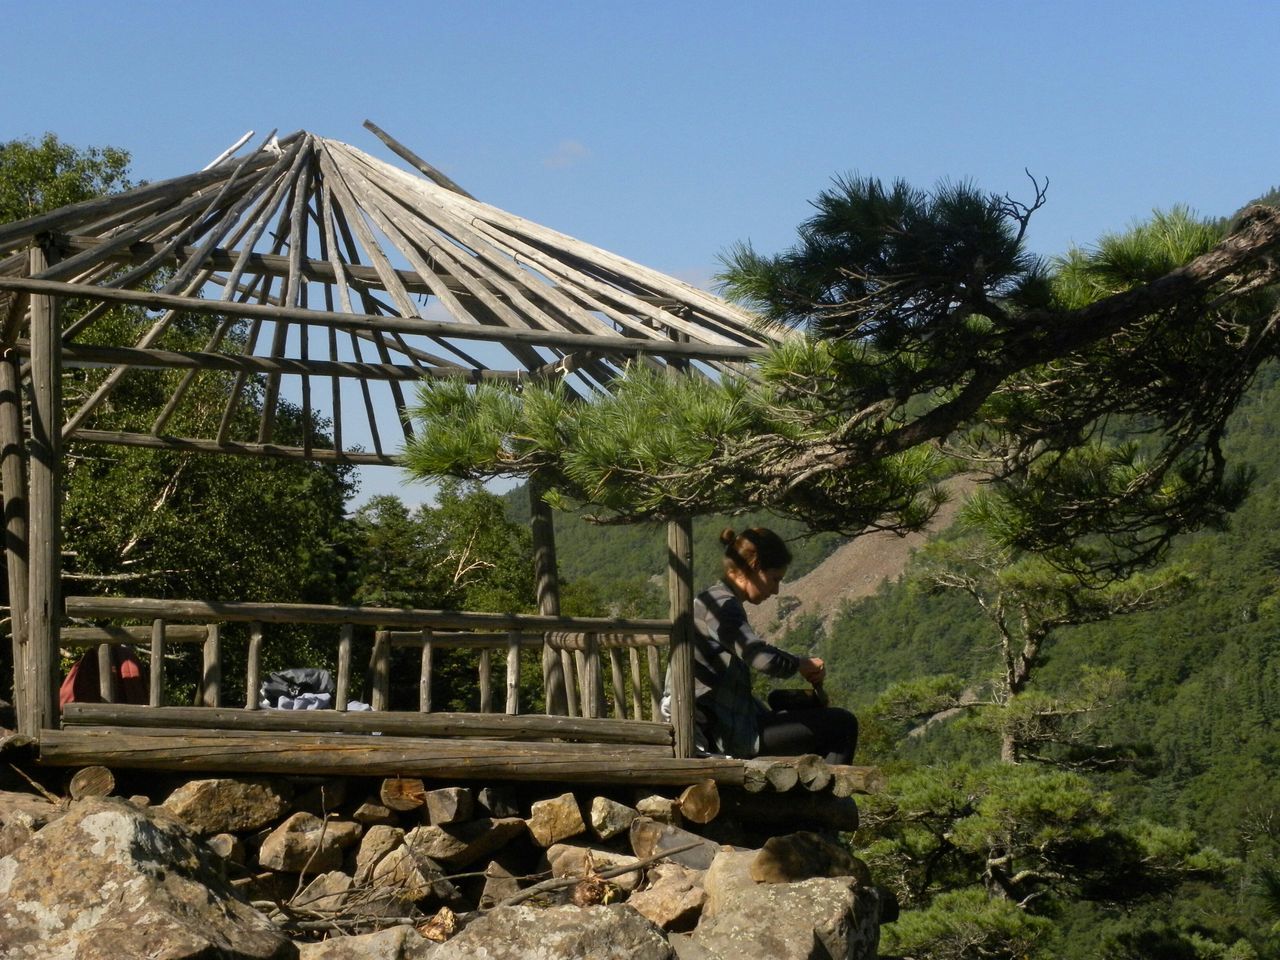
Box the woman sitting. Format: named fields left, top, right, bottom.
left=664, top=526, right=858, bottom=763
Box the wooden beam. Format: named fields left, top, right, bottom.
left=60, top=703, right=675, bottom=745
left=0, top=278, right=769, bottom=362
left=35, top=728, right=743, bottom=787
left=64, top=595, right=672, bottom=634
left=23, top=246, right=59, bottom=735
left=362, top=120, right=477, bottom=199
left=33, top=340, right=515, bottom=382
left=67, top=429, right=399, bottom=466
left=0, top=353, right=28, bottom=731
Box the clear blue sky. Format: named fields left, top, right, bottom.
left=6, top=0, right=1279, bottom=504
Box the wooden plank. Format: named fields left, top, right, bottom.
left=362, top=120, right=477, bottom=199
left=719, top=790, right=860, bottom=832
left=61, top=703, right=674, bottom=745
left=36, top=728, right=740, bottom=786
left=23, top=245, right=59, bottom=736
left=0, top=278, right=769, bottom=362
left=666, top=519, right=696, bottom=758
left=64, top=595, right=671, bottom=635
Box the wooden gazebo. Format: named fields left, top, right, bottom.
left=0, top=124, right=872, bottom=799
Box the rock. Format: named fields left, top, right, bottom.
left=298, top=923, right=429, bottom=959
left=160, top=777, right=292, bottom=835
left=0, top=796, right=292, bottom=959
left=424, top=786, right=473, bottom=824
left=479, top=857, right=522, bottom=909
left=749, top=831, right=869, bottom=884
left=370, top=844, right=459, bottom=905
left=355, top=823, right=405, bottom=884
left=0, top=787, right=63, bottom=829
left=292, top=869, right=353, bottom=914
left=258, top=811, right=361, bottom=873
left=627, top=862, right=706, bottom=932
left=547, top=842, right=644, bottom=892
left=353, top=798, right=398, bottom=826
left=128, top=794, right=151, bottom=807
left=590, top=796, right=638, bottom=840
left=630, top=817, right=723, bottom=870
left=405, top=817, right=527, bottom=868
left=476, top=785, right=520, bottom=819
left=694, top=850, right=879, bottom=960
left=429, top=904, right=674, bottom=959
left=293, top=778, right=348, bottom=816
left=208, top=832, right=246, bottom=865
left=528, top=792, right=587, bottom=847
left=636, top=794, right=681, bottom=826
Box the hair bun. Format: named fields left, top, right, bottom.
left=718, top=527, right=737, bottom=547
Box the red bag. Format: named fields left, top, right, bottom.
left=59, top=646, right=149, bottom=707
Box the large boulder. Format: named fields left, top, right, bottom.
left=0, top=796, right=293, bottom=959
left=627, top=862, right=706, bottom=932
left=691, top=850, right=879, bottom=960
left=430, top=904, right=673, bottom=960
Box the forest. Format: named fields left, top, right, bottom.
left=3, top=133, right=1278, bottom=958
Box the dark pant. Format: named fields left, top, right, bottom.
left=757, top=706, right=858, bottom=764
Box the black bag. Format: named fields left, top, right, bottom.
left=260, top=667, right=334, bottom=702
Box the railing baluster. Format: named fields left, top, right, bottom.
left=149, top=619, right=165, bottom=707
left=478, top=648, right=492, bottom=713
left=419, top=629, right=433, bottom=712
left=336, top=624, right=352, bottom=711
left=246, top=622, right=263, bottom=710
left=506, top=629, right=521, bottom=715
left=201, top=623, right=221, bottom=707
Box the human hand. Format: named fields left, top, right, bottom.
left=798, top=657, right=826, bottom=685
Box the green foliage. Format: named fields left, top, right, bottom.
left=880, top=887, right=1054, bottom=960
left=0, top=133, right=133, bottom=222
left=344, top=483, right=536, bottom=710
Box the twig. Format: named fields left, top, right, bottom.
left=8, top=763, right=63, bottom=805
left=491, top=840, right=704, bottom=910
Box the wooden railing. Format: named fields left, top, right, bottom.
left=61, top=596, right=672, bottom=722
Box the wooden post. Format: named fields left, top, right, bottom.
left=478, top=648, right=492, bottom=713
left=505, top=628, right=521, bottom=715
left=25, top=244, right=61, bottom=734
left=97, top=643, right=116, bottom=702
left=371, top=629, right=390, bottom=710
left=583, top=633, right=603, bottom=719
left=336, top=623, right=352, bottom=711
left=418, top=629, right=433, bottom=712
left=529, top=478, right=567, bottom=715
left=0, top=351, right=29, bottom=729
left=201, top=623, right=221, bottom=707
left=667, top=518, right=696, bottom=758
left=246, top=622, right=263, bottom=709
left=149, top=619, right=164, bottom=707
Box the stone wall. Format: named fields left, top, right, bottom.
left=0, top=767, right=888, bottom=959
